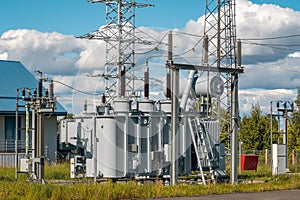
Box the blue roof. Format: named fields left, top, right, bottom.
left=0, top=60, right=67, bottom=115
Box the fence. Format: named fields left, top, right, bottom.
left=0, top=140, right=28, bottom=153
left=240, top=149, right=300, bottom=173
left=0, top=140, right=60, bottom=167
left=0, top=153, right=25, bottom=167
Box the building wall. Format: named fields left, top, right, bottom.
left=0, top=114, right=58, bottom=166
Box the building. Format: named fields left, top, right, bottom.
left=0, top=60, right=67, bottom=166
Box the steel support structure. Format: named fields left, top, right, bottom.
left=166, top=62, right=242, bottom=185
left=80, top=0, right=154, bottom=101
left=15, top=90, right=19, bottom=180
left=203, top=0, right=238, bottom=183
left=167, top=31, right=179, bottom=185
left=15, top=72, right=55, bottom=184
left=270, top=101, right=294, bottom=173
left=230, top=73, right=238, bottom=184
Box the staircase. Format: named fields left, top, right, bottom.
left=188, top=117, right=216, bottom=185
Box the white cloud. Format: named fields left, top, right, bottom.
left=1, top=0, right=300, bottom=115
left=240, top=55, right=300, bottom=89
left=237, top=0, right=300, bottom=61
left=239, top=89, right=296, bottom=115
left=0, top=29, right=106, bottom=75
left=288, top=52, right=300, bottom=58
left=0, top=51, right=8, bottom=60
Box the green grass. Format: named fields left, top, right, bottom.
left=0, top=163, right=300, bottom=199
left=238, top=162, right=272, bottom=181
left=45, top=162, right=70, bottom=180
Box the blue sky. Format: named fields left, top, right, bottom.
left=1, top=0, right=300, bottom=114
left=1, top=0, right=298, bottom=36
left=0, top=0, right=203, bottom=35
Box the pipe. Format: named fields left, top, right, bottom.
left=15, top=89, right=19, bottom=180
left=166, top=31, right=173, bottom=99
left=32, top=108, right=36, bottom=176
left=180, top=70, right=196, bottom=111
left=169, top=31, right=178, bottom=185
left=37, top=113, right=44, bottom=183
left=93, top=116, right=97, bottom=183
left=25, top=105, right=29, bottom=156
left=230, top=73, right=239, bottom=184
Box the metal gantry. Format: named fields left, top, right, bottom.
left=79, top=0, right=154, bottom=101
left=15, top=72, right=56, bottom=183
left=202, top=0, right=239, bottom=183
left=270, top=101, right=294, bottom=175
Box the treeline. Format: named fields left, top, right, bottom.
left=238, top=102, right=300, bottom=151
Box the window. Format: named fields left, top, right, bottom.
left=5, top=116, right=21, bottom=141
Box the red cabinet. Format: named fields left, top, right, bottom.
left=240, top=154, right=258, bottom=171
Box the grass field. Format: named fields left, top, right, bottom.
left=0, top=162, right=300, bottom=199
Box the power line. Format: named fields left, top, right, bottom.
left=242, top=40, right=300, bottom=51
left=241, top=33, right=300, bottom=41
left=173, top=30, right=204, bottom=38
left=53, top=80, right=102, bottom=96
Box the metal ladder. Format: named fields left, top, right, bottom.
left=188, top=117, right=215, bottom=185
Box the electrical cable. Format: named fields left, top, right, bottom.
left=241, top=33, right=300, bottom=41
left=242, top=40, right=300, bottom=52
left=173, top=39, right=202, bottom=57
left=135, top=31, right=169, bottom=55
left=173, top=30, right=204, bottom=38
left=53, top=80, right=102, bottom=96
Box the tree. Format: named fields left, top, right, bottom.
left=288, top=115, right=300, bottom=151
left=239, top=103, right=271, bottom=150
left=288, top=88, right=300, bottom=151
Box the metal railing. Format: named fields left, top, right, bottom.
left=240, top=149, right=300, bottom=172
left=0, top=140, right=30, bottom=153
left=0, top=140, right=63, bottom=165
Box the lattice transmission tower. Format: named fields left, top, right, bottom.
left=79, top=0, right=155, bottom=101
left=202, top=0, right=238, bottom=128
left=202, top=0, right=241, bottom=184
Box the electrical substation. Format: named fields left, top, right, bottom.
left=270, top=101, right=295, bottom=175
left=58, top=0, right=243, bottom=185
left=16, top=71, right=56, bottom=183
left=17, top=0, right=245, bottom=185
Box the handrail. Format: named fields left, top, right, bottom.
left=0, top=139, right=30, bottom=152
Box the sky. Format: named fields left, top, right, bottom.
left=1, top=0, right=300, bottom=115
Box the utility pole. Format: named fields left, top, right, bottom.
left=36, top=71, right=44, bottom=183
left=230, top=73, right=239, bottom=184
left=169, top=31, right=179, bottom=185
left=15, top=89, right=19, bottom=180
